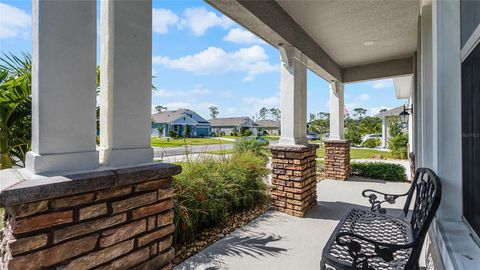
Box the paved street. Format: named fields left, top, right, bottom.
left=153, top=143, right=234, bottom=158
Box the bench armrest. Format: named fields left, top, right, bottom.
left=335, top=232, right=414, bottom=268
left=362, top=189, right=409, bottom=214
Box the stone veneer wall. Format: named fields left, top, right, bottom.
left=324, top=139, right=351, bottom=180
left=0, top=163, right=181, bottom=270
left=270, top=144, right=319, bottom=217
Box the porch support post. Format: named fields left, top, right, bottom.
left=26, top=0, right=98, bottom=174
left=270, top=46, right=317, bottom=217
left=328, top=81, right=345, bottom=140
left=324, top=81, right=350, bottom=180
left=381, top=116, right=388, bottom=148
left=278, top=46, right=308, bottom=146
left=99, top=0, right=154, bottom=167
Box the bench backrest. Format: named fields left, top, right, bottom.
left=402, top=167, right=442, bottom=268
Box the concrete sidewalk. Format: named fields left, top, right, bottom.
left=175, top=179, right=412, bottom=270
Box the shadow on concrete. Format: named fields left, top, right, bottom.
left=346, top=176, right=388, bottom=184
left=177, top=232, right=288, bottom=270
left=305, top=201, right=405, bottom=221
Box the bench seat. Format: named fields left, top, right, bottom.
left=322, top=208, right=413, bottom=269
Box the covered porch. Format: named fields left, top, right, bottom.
left=176, top=179, right=413, bottom=270
left=0, top=0, right=478, bottom=269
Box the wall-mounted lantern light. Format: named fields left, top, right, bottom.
left=399, top=104, right=413, bottom=125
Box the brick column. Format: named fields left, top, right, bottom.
left=269, top=144, right=319, bottom=217
left=324, top=139, right=351, bottom=180
left=0, top=163, right=180, bottom=270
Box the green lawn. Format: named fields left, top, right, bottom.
left=317, top=147, right=398, bottom=159
left=263, top=136, right=280, bottom=141
left=151, top=137, right=231, bottom=148
left=221, top=135, right=280, bottom=141
left=207, top=147, right=400, bottom=160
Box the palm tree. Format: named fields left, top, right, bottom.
left=0, top=52, right=32, bottom=169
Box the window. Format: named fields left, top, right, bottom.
left=461, top=41, right=480, bottom=238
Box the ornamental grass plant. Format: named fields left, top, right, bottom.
left=172, top=149, right=269, bottom=244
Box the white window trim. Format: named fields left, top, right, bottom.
left=461, top=23, right=480, bottom=62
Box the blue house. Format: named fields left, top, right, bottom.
left=151, top=109, right=211, bottom=137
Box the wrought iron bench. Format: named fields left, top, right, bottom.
left=321, top=168, right=442, bottom=270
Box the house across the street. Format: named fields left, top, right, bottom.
left=209, top=117, right=256, bottom=136
left=255, top=119, right=280, bottom=135
left=151, top=109, right=211, bottom=137
left=376, top=106, right=404, bottom=148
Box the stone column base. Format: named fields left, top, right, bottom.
left=0, top=163, right=181, bottom=270
left=269, top=144, right=319, bottom=217
left=324, top=139, right=351, bottom=180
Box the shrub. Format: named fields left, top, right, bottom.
left=233, top=138, right=269, bottom=157
left=389, top=133, right=408, bottom=159
left=244, top=129, right=253, bottom=136
left=230, top=127, right=238, bottom=136
left=345, top=127, right=362, bottom=145
left=363, top=138, right=380, bottom=148
left=351, top=162, right=407, bottom=182
left=173, top=151, right=269, bottom=244
left=168, top=130, right=177, bottom=138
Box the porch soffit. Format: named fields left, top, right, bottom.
left=206, top=0, right=418, bottom=83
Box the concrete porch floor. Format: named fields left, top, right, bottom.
left=175, top=178, right=413, bottom=270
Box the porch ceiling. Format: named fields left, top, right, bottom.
left=276, top=0, right=419, bottom=68
left=206, top=0, right=419, bottom=83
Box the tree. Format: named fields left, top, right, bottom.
left=155, top=105, right=167, bottom=113
left=308, top=111, right=329, bottom=135
left=0, top=52, right=32, bottom=169
left=353, top=108, right=367, bottom=119
left=389, top=117, right=402, bottom=137
left=259, top=107, right=268, bottom=120
left=358, top=116, right=382, bottom=135
left=209, top=106, right=219, bottom=119
left=379, top=108, right=387, bottom=113
left=309, top=113, right=316, bottom=122
left=270, top=108, right=281, bottom=121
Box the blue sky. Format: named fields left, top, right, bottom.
left=0, top=0, right=405, bottom=120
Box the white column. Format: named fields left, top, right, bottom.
left=26, top=0, right=98, bottom=175
left=381, top=116, right=388, bottom=148
left=328, top=81, right=345, bottom=140
left=100, top=0, right=154, bottom=167
left=278, top=47, right=308, bottom=145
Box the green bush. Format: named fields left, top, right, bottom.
left=345, top=127, right=362, bottom=145
left=363, top=138, right=380, bottom=148
left=244, top=129, right=253, bottom=136
left=389, top=133, right=408, bottom=159
left=351, top=162, right=407, bottom=182
left=168, top=130, right=177, bottom=138
left=233, top=138, right=269, bottom=157
left=173, top=151, right=269, bottom=244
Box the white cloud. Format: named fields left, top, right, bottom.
left=243, top=76, right=255, bottom=82
left=152, top=84, right=213, bottom=98
left=179, top=7, right=233, bottom=36
left=243, top=96, right=280, bottom=109
left=371, top=79, right=392, bottom=89
left=368, top=106, right=390, bottom=116
left=223, top=28, right=264, bottom=44
left=0, top=3, right=30, bottom=39
left=157, top=101, right=217, bottom=117
left=153, top=8, right=179, bottom=34
left=359, top=94, right=370, bottom=101
left=153, top=45, right=278, bottom=80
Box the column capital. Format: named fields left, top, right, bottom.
left=279, top=46, right=307, bottom=67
